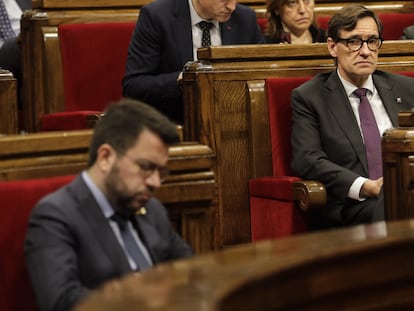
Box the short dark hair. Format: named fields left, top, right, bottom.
left=88, top=98, right=180, bottom=166
left=327, top=4, right=383, bottom=41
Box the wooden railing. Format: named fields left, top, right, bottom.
left=75, top=219, right=414, bottom=311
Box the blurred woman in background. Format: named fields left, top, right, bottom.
left=265, top=0, right=326, bottom=43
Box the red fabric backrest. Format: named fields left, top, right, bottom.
left=257, top=17, right=267, bottom=34
left=58, top=22, right=135, bottom=112
left=378, top=13, right=414, bottom=40
left=266, top=77, right=311, bottom=177
left=0, top=175, right=75, bottom=311
left=317, top=13, right=414, bottom=41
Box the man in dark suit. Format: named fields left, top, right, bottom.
left=291, top=4, right=414, bottom=229
left=25, top=99, right=194, bottom=311
left=122, top=0, right=264, bottom=124
left=0, top=0, right=31, bottom=109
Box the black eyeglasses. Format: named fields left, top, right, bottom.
left=124, top=155, right=170, bottom=182
left=337, top=37, right=383, bottom=51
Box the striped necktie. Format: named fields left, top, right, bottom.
left=111, top=213, right=151, bottom=271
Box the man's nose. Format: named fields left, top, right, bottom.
left=359, top=41, right=372, bottom=55
left=145, top=170, right=162, bottom=188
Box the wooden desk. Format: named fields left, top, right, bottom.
left=75, top=219, right=414, bottom=311
left=0, top=69, right=18, bottom=134
left=182, top=41, right=414, bottom=248
left=0, top=130, right=216, bottom=253
left=383, top=126, right=414, bottom=221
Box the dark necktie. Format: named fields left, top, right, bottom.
left=0, top=0, right=16, bottom=40
left=197, top=21, right=213, bottom=47
left=111, top=213, right=151, bottom=271
left=354, top=88, right=382, bottom=179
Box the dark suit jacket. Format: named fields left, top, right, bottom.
left=25, top=175, right=193, bottom=311
left=0, top=0, right=31, bottom=107
left=122, top=0, right=264, bottom=123
left=401, top=25, right=414, bottom=39
left=291, top=70, right=414, bottom=229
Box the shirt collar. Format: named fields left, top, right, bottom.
left=188, top=0, right=219, bottom=29
left=81, top=170, right=115, bottom=219
left=337, top=70, right=375, bottom=97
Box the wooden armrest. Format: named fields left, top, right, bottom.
left=293, top=180, right=326, bottom=211
left=398, top=110, right=414, bottom=127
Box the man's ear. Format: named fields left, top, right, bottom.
left=96, top=143, right=116, bottom=173
left=327, top=37, right=338, bottom=58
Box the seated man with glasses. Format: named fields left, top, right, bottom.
left=290, top=4, right=414, bottom=230
left=25, top=99, right=193, bottom=311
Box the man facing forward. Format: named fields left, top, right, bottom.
left=291, top=4, right=414, bottom=229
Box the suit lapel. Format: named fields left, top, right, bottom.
left=72, top=176, right=132, bottom=274
left=171, top=0, right=193, bottom=63
left=325, top=72, right=369, bottom=174
left=221, top=19, right=238, bottom=44
left=373, top=73, right=399, bottom=127
left=134, top=214, right=160, bottom=264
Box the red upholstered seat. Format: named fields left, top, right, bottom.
left=249, top=76, right=312, bottom=241
left=40, top=22, right=135, bottom=131
left=317, top=13, right=414, bottom=40
left=0, top=175, right=75, bottom=311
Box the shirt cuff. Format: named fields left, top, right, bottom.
left=348, top=176, right=368, bottom=201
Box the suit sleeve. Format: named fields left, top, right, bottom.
left=25, top=200, right=89, bottom=311
left=123, top=7, right=181, bottom=108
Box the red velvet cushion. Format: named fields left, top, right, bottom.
left=40, top=110, right=101, bottom=131
left=0, top=175, right=75, bottom=311
left=40, top=22, right=135, bottom=131
left=59, top=22, right=135, bottom=112
left=266, top=76, right=311, bottom=176
left=250, top=195, right=308, bottom=241
left=257, top=18, right=267, bottom=34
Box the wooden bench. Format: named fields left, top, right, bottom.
left=75, top=219, right=414, bottom=311
left=20, top=0, right=414, bottom=132
left=182, top=41, right=414, bottom=248
left=0, top=130, right=216, bottom=253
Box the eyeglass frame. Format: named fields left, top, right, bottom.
left=336, top=37, right=384, bottom=52
left=123, top=154, right=170, bottom=183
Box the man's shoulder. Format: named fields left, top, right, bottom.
left=233, top=3, right=257, bottom=18
left=142, top=0, right=178, bottom=10
left=297, top=71, right=333, bottom=89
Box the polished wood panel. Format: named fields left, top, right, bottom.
left=0, top=69, right=18, bottom=134
left=0, top=130, right=217, bottom=253
left=383, top=127, right=414, bottom=221
left=75, top=219, right=414, bottom=311
left=182, top=41, right=414, bottom=248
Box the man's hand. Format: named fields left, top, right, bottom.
left=360, top=177, right=383, bottom=198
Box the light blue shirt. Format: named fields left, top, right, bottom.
left=81, top=171, right=153, bottom=270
